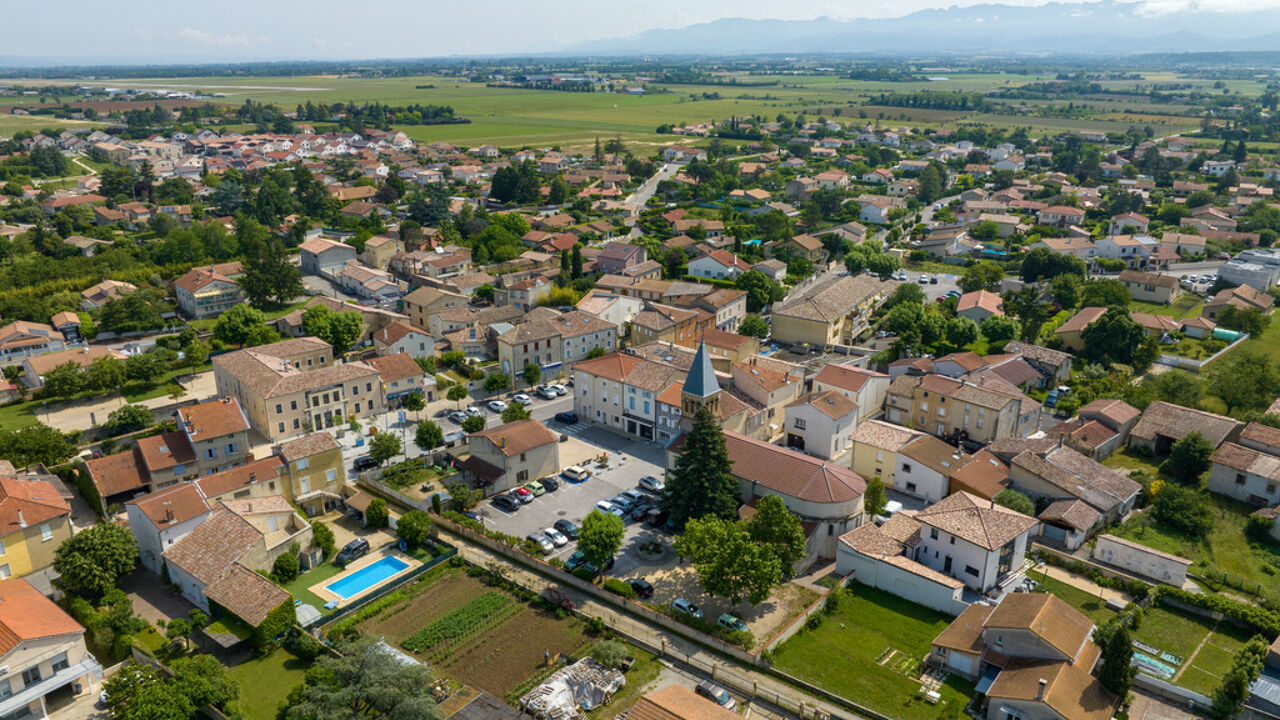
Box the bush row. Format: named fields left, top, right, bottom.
left=1154, top=585, right=1280, bottom=638
left=1038, top=551, right=1152, bottom=599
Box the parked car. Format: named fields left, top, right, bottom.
left=548, top=383, right=568, bottom=396
left=465, top=405, right=484, bottom=417
left=918, top=275, right=928, bottom=284
left=696, top=681, right=736, bottom=711
left=639, top=475, right=665, bottom=493
left=718, top=614, right=749, bottom=633
left=540, top=475, right=560, bottom=492
left=543, top=527, right=568, bottom=547
left=594, top=500, right=623, bottom=517
left=523, top=480, right=546, bottom=497
left=562, top=465, right=591, bottom=482
left=629, top=502, right=652, bottom=521
left=608, top=494, right=635, bottom=512
left=672, top=598, right=703, bottom=619
left=492, top=494, right=520, bottom=512
left=536, top=386, right=558, bottom=400
left=488, top=399, right=508, bottom=413
left=627, top=578, right=655, bottom=599
left=512, top=487, right=534, bottom=504
left=353, top=455, right=379, bottom=471
left=335, top=538, right=370, bottom=567
left=460, top=510, right=483, bottom=523
left=565, top=550, right=613, bottom=574
left=554, top=411, right=579, bottom=424
left=620, top=489, right=647, bottom=505
left=553, top=519, right=579, bottom=539
left=449, top=411, right=468, bottom=424
left=512, top=393, right=533, bottom=405
left=526, top=533, right=554, bottom=555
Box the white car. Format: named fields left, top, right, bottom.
left=543, top=527, right=569, bottom=547
left=594, top=500, right=624, bottom=517
left=526, top=533, right=555, bottom=554
left=535, top=386, right=558, bottom=400
left=487, top=399, right=508, bottom=413
left=512, top=393, right=533, bottom=405
left=465, top=405, right=484, bottom=417
left=548, top=383, right=568, bottom=396
left=639, top=475, right=665, bottom=492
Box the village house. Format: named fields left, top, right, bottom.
left=1117, top=269, right=1180, bottom=305
left=0, top=578, right=104, bottom=720
left=460, top=420, right=560, bottom=495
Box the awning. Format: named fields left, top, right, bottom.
left=975, top=665, right=1001, bottom=695
left=459, top=455, right=503, bottom=486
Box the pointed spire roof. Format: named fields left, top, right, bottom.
left=683, top=340, right=720, bottom=398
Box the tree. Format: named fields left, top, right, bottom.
left=169, top=654, right=239, bottom=711
left=213, top=304, right=270, bottom=348
left=42, top=361, right=85, bottom=400
left=1049, top=274, right=1081, bottom=309
left=241, top=223, right=303, bottom=308
left=662, top=407, right=740, bottom=527
left=980, top=315, right=1021, bottom=346
left=674, top=515, right=781, bottom=605
left=1020, top=247, right=1087, bottom=283
left=945, top=316, right=979, bottom=348
left=272, top=548, right=300, bottom=583
left=415, top=420, right=443, bottom=451
left=959, top=261, right=1005, bottom=293
left=284, top=636, right=438, bottom=720
left=124, top=351, right=168, bottom=386
left=993, top=489, right=1035, bottom=516
left=502, top=403, right=531, bottom=422
left=1209, top=350, right=1280, bottom=414
left=1081, top=309, right=1154, bottom=368
left=1166, top=431, right=1214, bottom=483
left=1212, top=636, right=1269, bottom=720
left=1152, top=484, right=1214, bottom=535
left=85, top=355, right=127, bottom=394
left=104, top=663, right=196, bottom=720
left=368, top=432, right=402, bottom=466
left=736, top=270, right=785, bottom=312
left=403, top=392, right=425, bottom=413
left=1217, top=305, right=1270, bottom=335
left=864, top=477, right=887, bottom=517
left=592, top=640, right=629, bottom=669
left=447, top=384, right=469, bottom=407
left=0, top=424, right=78, bottom=468
left=103, top=404, right=152, bottom=436
left=522, top=362, right=541, bottom=388
left=746, top=495, right=806, bottom=574
left=1094, top=622, right=1136, bottom=697
left=885, top=282, right=926, bottom=309
left=302, top=304, right=364, bottom=356
left=312, top=520, right=336, bottom=558
left=396, top=510, right=433, bottom=546
left=365, top=497, right=389, bottom=528
left=483, top=373, right=511, bottom=393
left=461, top=415, right=485, bottom=433
left=1080, top=279, right=1131, bottom=308
left=738, top=315, right=769, bottom=339
left=578, top=510, right=624, bottom=569
left=54, top=522, right=138, bottom=599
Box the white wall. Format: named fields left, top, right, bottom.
left=1091, top=534, right=1191, bottom=586
left=835, top=545, right=967, bottom=615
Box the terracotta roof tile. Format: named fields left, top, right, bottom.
left=914, top=491, right=1037, bottom=551
left=126, top=483, right=209, bottom=529
left=162, top=508, right=262, bottom=585
left=470, top=419, right=559, bottom=457
left=178, top=397, right=249, bottom=442
left=0, top=578, right=84, bottom=656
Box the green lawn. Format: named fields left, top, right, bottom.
left=1131, top=294, right=1204, bottom=320
left=1029, top=571, right=1118, bottom=626
left=587, top=648, right=661, bottom=719
left=1134, top=605, right=1254, bottom=696
left=1102, top=448, right=1166, bottom=481
left=0, top=399, right=43, bottom=432
left=227, top=648, right=308, bottom=720
left=773, top=585, right=972, bottom=720
left=187, top=300, right=308, bottom=332
left=283, top=561, right=345, bottom=613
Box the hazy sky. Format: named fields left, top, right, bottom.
left=1, top=0, right=1274, bottom=61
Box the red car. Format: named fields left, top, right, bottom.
left=512, top=487, right=534, bottom=504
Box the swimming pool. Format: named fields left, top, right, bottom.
left=326, top=556, right=409, bottom=599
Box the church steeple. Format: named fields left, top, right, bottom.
left=680, top=340, right=720, bottom=429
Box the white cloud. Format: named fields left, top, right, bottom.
left=177, top=28, right=251, bottom=48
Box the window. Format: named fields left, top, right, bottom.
left=516, top=470, right=529, bottom=482
left=1270, top=483, right=1278, bottom=495
left=205, top=448, right=216, bottom=459
left=964, top=565, right=979, bottom=577
left=876, top=450, right=884, bottom=462
left=366, top=383, right=373, bottom=393
left=297, top=458, right=310, bottom=470
left=278, top=422, right=285, bottom=433
left=173, top=464, right=185, bottom=476
left=227, top=442, right=238, bottom=454
left=293, top=418, right=301, bottom=429
left=20, top=666, right=40, bottom=686
left=354, top=403, right=361, bottom=413
left=50, top=652, right=68, bottom=673
left=0, top=678, right=11, bottom=701
left=326, top=469, right=336, bottom=482
left=1236, top=473, right=1247, bottom=485
left=275, top=403, right=283, bottom=415
left=794, top=418, right=806, bottom=430
left=901, top=463, right=912, bottom=473
left=299, top=477, right=310, bottom=495
left=906, top=482, right=917, bottom=492
left=930, top=528, right=939, bottom=540
left=0, top=540, right=5, bottom=556
left=40, top=524, right=52, bottom=542
left=520, top=452, right=527, bottom=461
left=290, top=400, right=298, bottom=411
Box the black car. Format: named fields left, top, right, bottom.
left=553, top=518, right=579, bottom=540
left=353, top=455, right=379, bottom=471
left=492, top=494, right=520, bottom=512
left=626, top=578, right=654, bottom=599
left=540, top=475, right=560, bottom=492
left=553, top=411, right=579, bottom=424
left=335, top=538, right=370, bottom=566
left=629, top=502, right=652, bottom=521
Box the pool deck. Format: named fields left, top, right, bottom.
left=309, top=546, right=422, bottom=609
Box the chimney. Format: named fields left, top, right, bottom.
left=15, top=510, right=24, bottom=528
left=1036, top=679, right=1047, bottom=701
left=164, top=503, right=174, bottom=523
left=249, top=473, right=257, bottom=483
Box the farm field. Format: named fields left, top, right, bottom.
left=1, top=70, right=1227, bottom=148
left=772, top=584, right=973, bottom=720
left=351, top=564, right=593, bottom=698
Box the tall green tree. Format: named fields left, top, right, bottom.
left=1094, top=621, right=1136, bottom=697
left=368, top=432, right=402, bottom=466
left=1210, top=350, right=1280, bottom=414
left=864, top=477, right=887, bottom=516
left=661, top=407, right=740, bottom=527
left=1165, top=431, right=1214, bottom=483
left=284, top=636, right=439, bottom=720
left=415, top=420, right=443, bottom=451
left=578, top=510, right=625, bottom=569
left=674, top=515, right=781, bottom=605
left=1212, top=636, right=1268, bottom=720
left=746, top=495, right=806, bottom=574
left=240, top=218, right=304, bottom=308
left=53, top=522, right=139, bottom=599
left=213, top=304, right=271, bottom=348
left=301, top=303, right=364, bottom=356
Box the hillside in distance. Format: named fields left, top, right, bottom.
left=569, top=0, right=1280, bottom=56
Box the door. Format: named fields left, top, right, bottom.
left=300, top=477, right=310, bottom=495
left=943, top=555, right=952, bottom=573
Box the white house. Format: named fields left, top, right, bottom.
left=894, top=435, right=970, bottom=504
left=688, top=249, right=750, bottom=281
left=125, top=484, right=212, bottom=574
left=784, top=390, right=859, bottom=460
left=812, top=362, right=889, bottom=423
left=912, top=491, right=1037, bottom=592
left=372, top=320, right=436, bottom=359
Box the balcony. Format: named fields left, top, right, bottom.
left=0, top=657, right=103, bottom=718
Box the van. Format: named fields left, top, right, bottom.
left=562, top=465, right=591, bottom=482
left=335, top=538, right=370, bottom=566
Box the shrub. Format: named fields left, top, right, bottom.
left=591, top=640, right=629, bottom=669
left=603, top=579, right=636, bottom=599
left=271, top=550, right=300, bottom=584
left=365, top=497, right=389, bottom=528
left=1155, top=586, right=1280, bottom=637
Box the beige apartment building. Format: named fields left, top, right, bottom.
left=213, top=337, right=384, bottom=441
left=495, top=310, right=616, bottom=381
left=402, top=286, right=468, bottom=330
left=886, top=373, right=1034, bottom=445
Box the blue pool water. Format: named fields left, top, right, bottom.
left=326, top=556, right=409, bottom=599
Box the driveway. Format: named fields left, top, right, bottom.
left=118, top=566, right=196, bottom=625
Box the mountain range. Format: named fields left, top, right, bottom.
left=567, top=1, right=1280, bottom=56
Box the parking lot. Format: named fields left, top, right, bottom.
left=895, top=269, right=961, bottom=301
